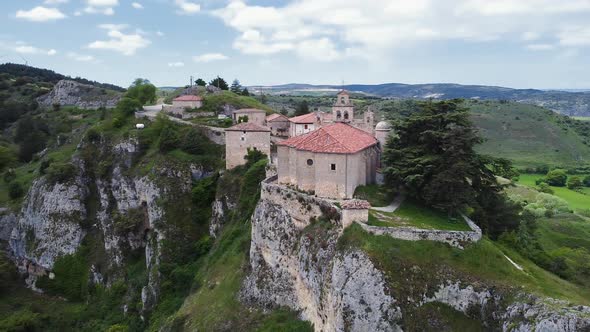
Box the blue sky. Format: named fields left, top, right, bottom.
left=1, top=0, right=590, bottom=89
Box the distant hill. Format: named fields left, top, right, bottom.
left=253, top=82, right=590, bottom=117
left=0, top=63, right=125, bottom=92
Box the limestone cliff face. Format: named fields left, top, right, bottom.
left=242, top=183, right=590, bottom=331
left=37, top=79, right=121, bottom=109
left=6, top=136, right=198, bottom=313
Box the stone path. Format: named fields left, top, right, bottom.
left=371, top=194, right=405, bottom=213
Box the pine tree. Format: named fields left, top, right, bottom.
left=209, top=76, right=229, bottom=90
left=241, top=87, right=250, bottom=96
left=195, top=78, right=206, bottom=86
left=294, top=100, right=310, bottom=116
left=230, top=79, right=242, bottom=94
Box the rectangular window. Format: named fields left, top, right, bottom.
left=330, top=163, right=336, bottom=171
left=304, top=124, right=308, bottom=129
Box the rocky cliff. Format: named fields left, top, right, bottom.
left=6, top=134, right=207, bottom=314
left=241, top=183, right=590, bottom=331
left=37, top=79, right=122, bottom=109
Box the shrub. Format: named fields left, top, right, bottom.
left=567, top=176, right=582, bottom=189
left=545, top=169, right=567, bottom=186
left=583, top=175, right=590, bottom=187
left=181, top=127, right=206, bottom=155
left=0, top=309, right=43, bottom=331
left=8, top=181, right=24, bottom=199
left=537, top=182, right=554, bottom=194
left=159, top=126, right=180, bottom=152
left=112, top=116, right=124, bottom=128
left=46, top=162, right=77, bottom=183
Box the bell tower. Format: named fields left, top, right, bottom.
left=332, top=90, right=354, bottom=122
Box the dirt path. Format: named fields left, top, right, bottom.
left=371, top=194, right=405, bottom=213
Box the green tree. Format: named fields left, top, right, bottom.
left=209, top=76, right=229, bottom=90
left=0, top=145, right=16, bottom=170
left=545, top=169, right=567, bottom=187
left=8, top=181, right=23, bottom=199
left=567, top=176, right=583, bottom=189
left=159, top=126, right=180, bottom=152
left=195, top=78, right=206, bottom=86
left=294, top=100, right=310, bottom=116
left=582, top=175, right=590, bottom=187
left=116, top=97, right=142, bottom=117
left=383, top=100, right=519, bottom=237
left=125, top=78, right=156, bottom=105
left=537, top=182, right=554, bottom=194
left=241, top=87, right=250, bottom=96
left=245, top=148, right=266, bottom=168
left=230, top=79, right=242, bottom=94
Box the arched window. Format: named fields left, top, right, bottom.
left=336, top=111, right=341, bottom=119
left=344, top=111, right=349, bottom=120
left=340, top=97, right=345, bottom=104
left=307, top=159, right=313, bottom=166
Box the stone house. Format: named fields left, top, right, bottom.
left=288, top=113, right=319, bottom=137
left=277, top=122, right=379, bottom=199
left=225, top=122, right=271, bottom=169
left=266, top=113, right=289, bottom=137
left=172, top=95, right=203, bottom=109
left=232, top=108, right=267, bottom=126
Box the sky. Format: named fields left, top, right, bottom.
left=1, top=0, right=590, bottom=89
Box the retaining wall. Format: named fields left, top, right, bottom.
left=357, top=215, right=482, bottom=249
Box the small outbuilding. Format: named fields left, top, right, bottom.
left=172, top=95, right=203, bottom=109
left=288, top=112, right=319, bottom=137
left=266, top=113, right=289, bottom=137
left=277, top=122, right=379, bottom=199
left=225, top=122, right=271, bottom=170
left=232, top=108, right=267, bottom=126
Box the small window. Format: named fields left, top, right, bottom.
left=304, top=124, right=308, bottom=129
left=240, top=135, right=245, bottom=141
left=307, top=159, right=313, bottom=166
left=330, top=163, right=336, bottom=171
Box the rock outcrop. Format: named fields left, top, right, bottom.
left=37, top=79, right=121, bottom=109
left=242, top=181, right=590, bottom=331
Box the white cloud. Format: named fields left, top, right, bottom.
left=132, top=2, right=143, bottom=9
left=175, top=0, right=200, bottom=15
left=193, top=53, right=229, bottom=62
left=44, top=0, right=68, bottom=4
left=156, top=31, right=165, bottom=37
left=67, top=52, right=96, bottom=62
left=15, top=6, right=66, bottom=22
left=168, top=61, right=185, bottom=67
left=12, top=43, right=57, bottom=56
left=83, top=0, right=118, bottom=15
left=88, top=24, right=151, bottom=55
left=212, top=0, right=590, bottom=61
left=526, top=43, right=555, bottom=51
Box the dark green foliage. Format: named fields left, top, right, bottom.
left=294, top=100, right=310, bottom=116
left=537, top=182, right=554, bottom=194
left=180, top=127, right=207, bottom=155
left=116, top=97, right=142, bottom=117
left=238, top=115, right=249, bottom=123
left=45, top=162, right=77, bottom=183
left=237, top=159, right=267, bottom=221
left=125, top=78, right=156, bottom=105
left=0, top=252, right=17, bottom=295
left=383, top=100, right=520, bottom=237
left=545, top=169, right=567, bottom=186
left=256, top=309, right=314, bottom=332
left=0, top=145, right=17, bottom=170
left=158, top=126, right=180, bottom=152
left=209, top=76, right=229, bottom=90
left=195, top=78, right=206, bottom=86
left=567, top=176, right=582, bottom=189
left=8, top=181, right=24, bottom=199
left=0, top=309, right=43, bottom=331
left=241, top=87, right=250, bottom=96
left=36, top=249, right=89, bottom=301
left=483, top=156, right=520, bottom=180
left=244, top=147, right=266, bottom=168
left=583, top=175, right=590, bottom=187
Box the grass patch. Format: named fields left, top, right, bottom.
left=353, top=184, right=393, bottom=207
left=339, top=223, right=590, bottom=305
left=517, top=174, right=590, bottom=211
left=367, top=200, right=471, bottom=231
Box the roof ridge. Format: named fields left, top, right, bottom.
left=323, top=124, right=354, bottom=153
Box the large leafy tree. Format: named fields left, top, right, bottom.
left=125, top=78, right=156, bottom=105
left=383, top=100, right=519, bottom=237
left=294, top=100, right=310, bottom=116
left=209, top=76, right=229, bottom=90
left=195, top=78, right=206, bottom=86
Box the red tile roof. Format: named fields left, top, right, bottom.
left=289, top=112, right=317, bottom=124
left=173, top=95, right=203, bottom=101
left=226, top=122, right=271, bottom=132
left=266, top=113, right=288, bottom=122
left=278, top=123, right=377, bottom=154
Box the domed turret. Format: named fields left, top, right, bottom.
left=374, top=121, right=392, bottom=148
left=375, top=121, right=392, bottom=131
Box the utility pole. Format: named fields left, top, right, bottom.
left=190, top=75, right=193, bottom=87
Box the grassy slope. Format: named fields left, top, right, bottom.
left=339, top=224, right=590, bottom=306
left=468, top=101, right=590, bottom=168
left=517, top=174, right=590, bottom=211
left=368, top=201, right=471, bottom=231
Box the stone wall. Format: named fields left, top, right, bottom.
left=225, top=130, right=270, bottom=169
left=356, top=215, right=482, bottom=249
